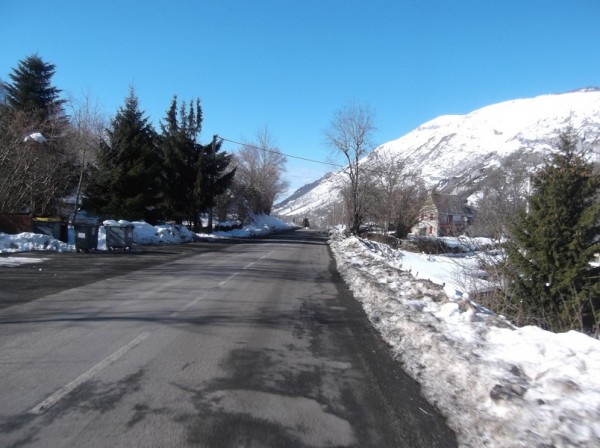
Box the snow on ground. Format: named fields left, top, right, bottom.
left=0, top=214, right=296, bottom=265
left=329, top=232, right=600, bottom=448
left=0, top=232, right=72, bottom=255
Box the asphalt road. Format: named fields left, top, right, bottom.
left=0, top=229, right=457, bottom=447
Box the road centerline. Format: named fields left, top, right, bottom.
left=28, top=331, right=151, bottom=415
left=218, top=250, right=273, bottom=287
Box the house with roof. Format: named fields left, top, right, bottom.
left=412, top=191, right=474, bottom=237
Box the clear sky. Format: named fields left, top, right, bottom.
left=2, top=0, right=599, bottom=197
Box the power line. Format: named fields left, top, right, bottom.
left=218, top=136, right=345, bottom=169
left=218, top=135, right=423, bottom=179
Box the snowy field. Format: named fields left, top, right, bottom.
left=329, top=232, right=600, bottom=448
left=1, top=220, right=599, bottom=447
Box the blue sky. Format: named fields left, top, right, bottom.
left=2, top=0, right=599, bottom=197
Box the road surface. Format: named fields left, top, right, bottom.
left=0, top=230, right=456, bottom=447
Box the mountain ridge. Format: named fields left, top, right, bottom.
left=274, top=90, right=600, bottom=225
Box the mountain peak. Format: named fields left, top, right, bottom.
left=275, top=90, right=600, bottom=225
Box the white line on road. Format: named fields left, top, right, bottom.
left=218, top=250, right=273, bottom=287
left=28, top=250, right=273, bottom=415
left=29, top=331, right=151, bottom=415
left=171, top=291, right=210, bottom=316
left=171, top=253, right=275, bottom=314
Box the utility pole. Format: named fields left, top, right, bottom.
left=206, top=134, right=218, bottom=232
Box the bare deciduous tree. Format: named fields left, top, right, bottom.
left=324, top=101, right=376, bottom=234
left=0, top=108, right=77, bottom=215
left=64, top=93, right=107, bottom=221
left=233, top=127, right=288, bottom=217
left=365, top=150, right=427, bottom=237
left=468, top=151, right=543, bottom=239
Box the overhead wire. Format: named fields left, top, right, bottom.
left=218, top=136, right=345, bottom=169
left=217, top=135, right=423, bottom=178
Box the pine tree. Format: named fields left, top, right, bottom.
left=3, top=54, right=66, bottom=127
left=195, top=136, right=236, bottom=231
left=158, top=96, right=202, bottom=224
left=506, top=128, right=600, bottom=334
left=83, top=88, right=161, bottom=223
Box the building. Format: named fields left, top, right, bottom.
left=413, top=191, right=473, bottom=237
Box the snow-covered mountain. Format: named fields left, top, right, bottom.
left=274, top=89, right=600, bottom=225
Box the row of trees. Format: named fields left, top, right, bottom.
left=82, top=90, right=235, bottom=229
left=0, top=54, right=288, bottom=229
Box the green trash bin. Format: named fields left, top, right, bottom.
left=104, top=223, right=134, bottom=252
left=74, top=222, right=99, bottom=252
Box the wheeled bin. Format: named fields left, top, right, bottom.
left=104, top=223, right=134, bottom=252
left=74, top=222, right=99, bottom=252
left=32, top=217, right=68, bottom=242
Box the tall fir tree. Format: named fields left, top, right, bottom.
left=83, top=88, right=161, bottom=223
left=506, top=128, right=600, bottom=334
left=158, top=96, right=202, bottom=224
left=195, top=136, right=236, bottom=231
left=3, top=54, right=66, bottom=129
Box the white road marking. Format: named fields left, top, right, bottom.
left=28, top=250, right=274, bottom=415
left=29, top=332, right=151, bottom=415
left=218, top=250, right=273, bottom=287
left=171, top=291, right=209, bottom=316
left=171, top=250, right=274, bottom=315
left=218, top=271, right=240, bottom=287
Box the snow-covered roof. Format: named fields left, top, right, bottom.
left=24, top=132, right=47, bottom=144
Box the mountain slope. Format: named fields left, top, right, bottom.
left=274, top=89, right=600, bottom=225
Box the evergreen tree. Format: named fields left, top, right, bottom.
left=3, top=54, right=66, bottom=127
left=506, top=128, right=600, bottom=334
left=195, top=136, right=236, bottom=231
left=83, top=88, right=161, bottom=223
left=158, top=96, right=202, bottom=224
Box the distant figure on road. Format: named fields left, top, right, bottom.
left=303, top=217, right=310, bottom=228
